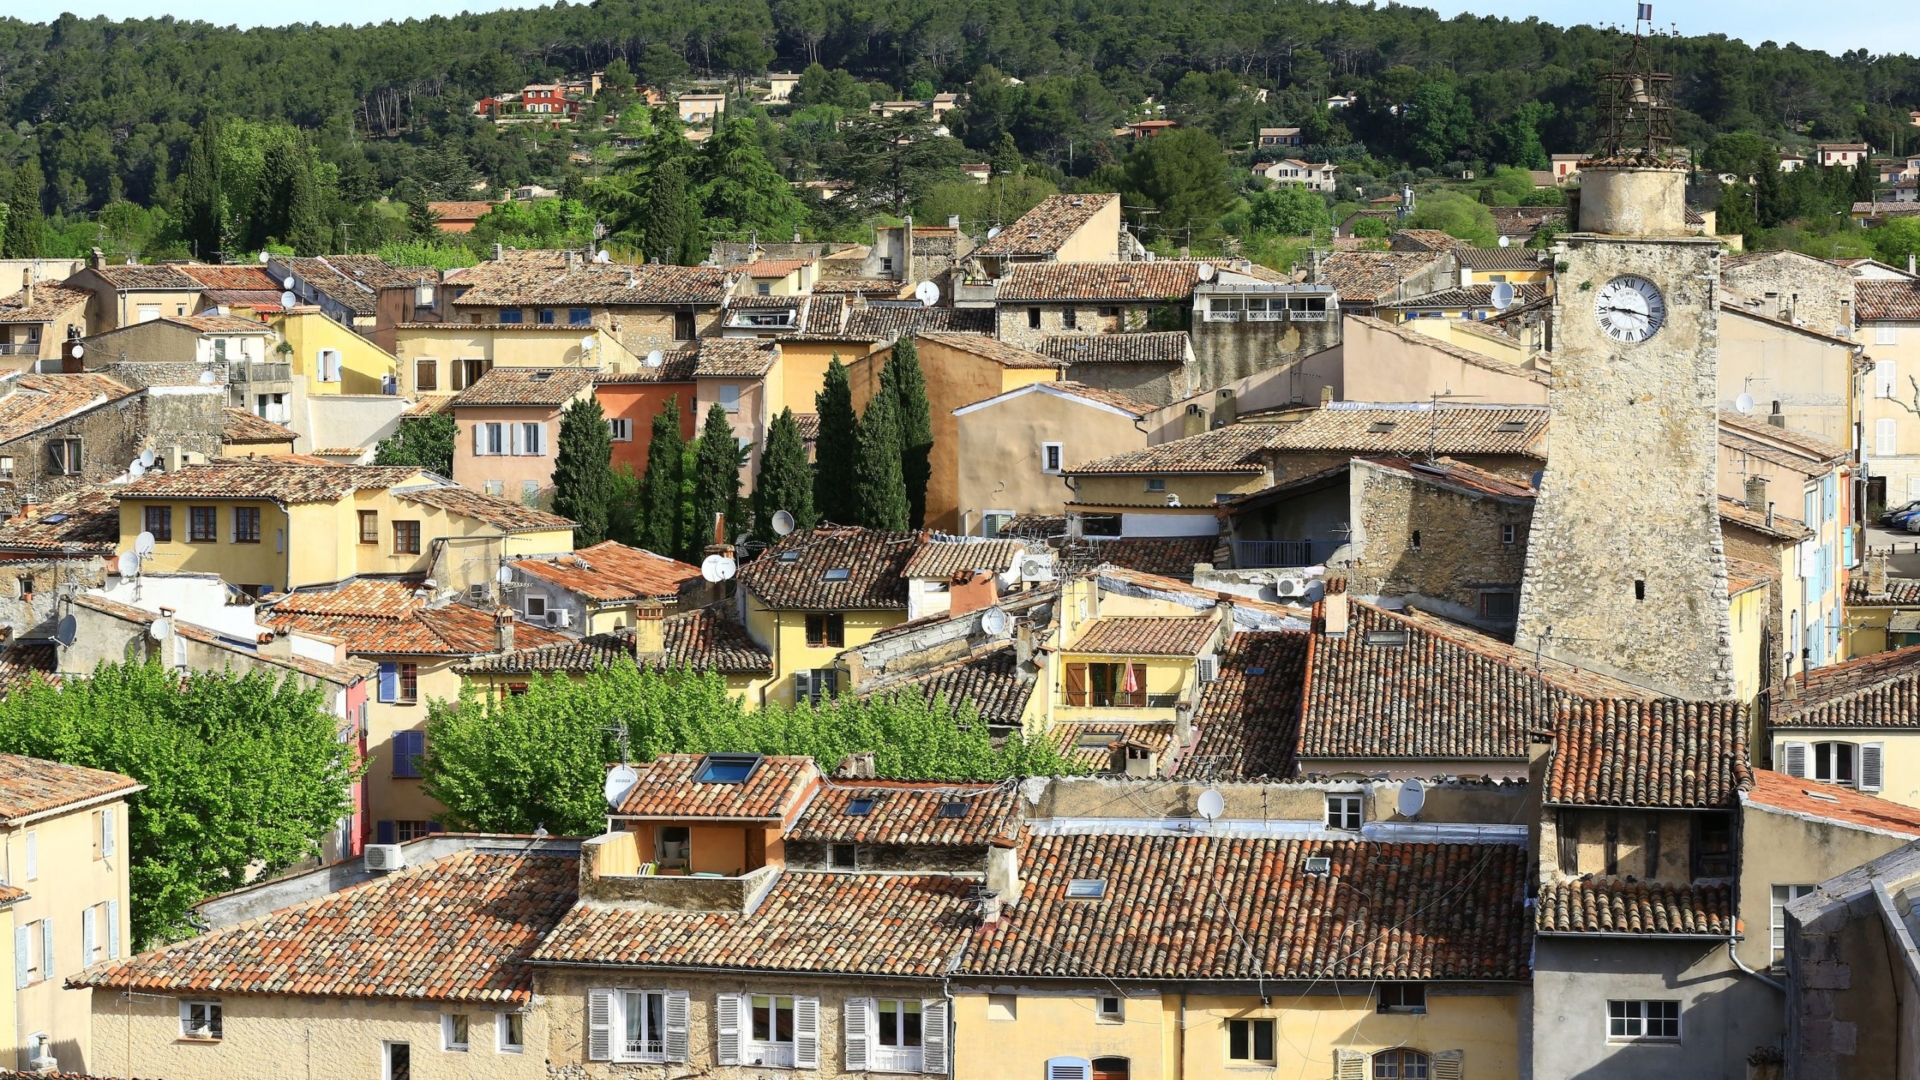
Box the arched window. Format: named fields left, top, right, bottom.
left=1374, top=1049, right=1429, bottom=1079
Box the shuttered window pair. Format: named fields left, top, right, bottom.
left=586, top=988, right=688, bottom=1063
left=1334, top=1048, right=1464, bottom=1079
left=1777, top=739, right=1884, bottom=791
left=586, top=990, right=948, bottom=1073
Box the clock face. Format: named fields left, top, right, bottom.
left=1596, top=274, right=1667, bottom=343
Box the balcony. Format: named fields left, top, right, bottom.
left=1288, top=308, right=1333, bottom=322
left=1203, top=310, right=1241, bottom=323
left=1060, top=691, right=1181, bottom=710
left=871, top=1045, right=925, bottom=1072
left=1245, top=309, right=1285, bottom=322
left=743, top=1041, right=796, bottom=1069
left=1231, top=538, right=1343, bottom=568
left=0, top=342, right=39, bottom=357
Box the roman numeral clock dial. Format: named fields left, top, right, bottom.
left=1594, top=274, right=1666, bottom=344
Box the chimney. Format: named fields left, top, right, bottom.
left=1323, top=592, right=1350, bottom=637
left=633, top=602, right=665, bottom=655
left=1319, top=384, right=1334, bottom=408
left=834, top=751, right=877, bottom=779
left=1768, top=400, right=1787, bottom=428
left=1014, top=621, right=1035, bottom=668
left=986, top=836, right=1021, bottom=906
left=494, top=607, right=515, bottom=653
left=1870, top=553, right=1891, bottom=597
left=948, top=214, right=961, bottom=229
left=1744, top=475, right=1769, bottom=515
left=20, top=269, right=30, bottom=309
left=1174, top=701, right=1193, bottom=748
left=89, top=247, right=106, bottom=271
left=1214, top=388, right=1238, bottom=427
left=493, top=242, right=505, bottom=262
left=1911, top=253, right=1917, bottom=276
left=15, top=493, right=37, bottom=522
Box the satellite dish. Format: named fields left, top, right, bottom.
left=135, top=531, right=156, bottom=555
left=282, top=276, right=295, bottom=290
left=1490, top=282, right=1517, bottom=311
left=257, top=251, right=270, bottom=264
left=603, top=763, right=640, bottom=808
left=55, top=615, right=77, bottom=648
left=770, top=509, right=795, bottom=536
left=148, top=617, right=171, bottom=642
left=645, top=350, right=664, bottom=369
left=1498, top=235, right=1512, bottom=248
left=497, top=564, right=515, bottom=585
left=700, top=554, right=737, bottom=582
left=1196, top=262, right=1216, bottom=281
left=914, top=280, right=940, bottom=307
left=116, top=552, right=138, bottom=578
left=1735, top=392, right=1756, bottom=415
left=1396, top=778, right=1427, bottom=819
left=986, top=226, right=1002, bottom=239
left=979, top=606, right=1009, bottom=635
left=1196, top=788, right=1226, bottom=821
left=70, top=343, right=84, bottom=360
left=139, top=449, right=156, bottom=468
left=280, top=291, right=297, bottom=309
left=580, top=334, right=596, bottom=354
left=593, top=249, right=612, bottom=263
left=129, top=460, right=146, bottom=478
left=198, top=370, right=217, bottom=385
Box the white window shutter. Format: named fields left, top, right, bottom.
left=103, top=807, right=115, bottom=858
left=82, top=907, right=95, bottom=965
left=794, top=996, right=820, bottom=1069
left=922, top=999, right=950, bottom=1075
left=509, top=423, right=523, bottom=456
left=1878, top=360, right=1898, bottom=398
left=586, top=988, right=614, bottom=1061
left=1862, top=743, right=1886, bottom=792
left=23, top=832, right=32, bottom=879
left=107, top=900, right=120, bottom=960
left=1781, top=741, right=1809, bottom=778
left=473, top=423, right=486, bottom=456
left=1334, top=1048, right=1368, bottom=1080
left=1431, top=1049, right=1464, bottom=1080
left=537, top=423, right=548, bottom=455
left=664, top=990, right=690, bottom=1062
left=13, top=927, right=25, bottom=988
left=844, top=997, right=871, bottom=1071
left=716, top=993, right=742, bottom=1065
left=1045, top=1058, right=1091, bottom=1080
left=41, top=917, right=51, bottom=978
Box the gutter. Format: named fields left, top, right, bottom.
left=1726, top=934, right=1786, bottom=992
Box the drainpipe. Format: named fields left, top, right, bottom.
left=1727, top=935, right=1786, bottom=992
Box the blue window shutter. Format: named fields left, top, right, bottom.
left=107, top=900, right=120, bottom=960
left=14, top=927, right=27, bottom=988
left=427, top=821, right=444, bottom=834
left=376, top=820, right=396, bottom=844
left=377, top=664, right=398, bottom=703
left=393, top=731, right=424, bottom=779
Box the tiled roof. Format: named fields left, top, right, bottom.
left=1390, top=229, right=1469, bottom=252
left=961, top=833, right=1531, bottom=980
left=1042, top=382, right=1159, bottom=417
left=512, top=541, right=698, bottom=602
left=75, top=594, right=373, bottom=685
left=158, top=312, right=274, bottom=334
left=860, top=644, right=1036, bottom=728
left=454, top=263, right=730, bottom=307
left=1175, top=632, right=1310, bottom=780
left=997, top=262, right=1204, bottom=303
left=999, top=514, right=1066, bottom=540
left=787, top=782, right=1018, bottom=845
left=76, top=848, right=577, bottom=1004
left=842, top=304, right=992, bottom=342
left=1273, top=403, right=1549, bottom=458
left=594, top=346, right=699, bottom=384
left=449, top=367, right=592, bottom=408
left=1718, top=495, right=1813, bottom=541
left=1725, top=555, right=1776, bottom=597
left=1299, top=603, right=1655, bottom=763
left=0, top=754, right=140, bottom=822
left=0, top=485, right=121, bottom=554
left=456, top=609, right=773, bottom=676
left=1357, top=456, right=1538, bottom=500
left=1375, top=283, right=1551, bottom=311
left=971, top=193, right=1118, bottom=258
left=738, top=527, right=916, bottom=611
left=742, top=257, right=816, bottom=278
left=1770, top=644, right=1920, bottom=729
left=0, top=644, right=57, bottom=696
left=655, top=607, right=774, bottom=672
left=272, top=577, right=425, bottom=619
left=1040, top=331, right=1191, bottom=365
left=1719, top=410, right=1848, bottom=467
left=1320, top=252, right=1445, bottom=304
left=395, top=484, right=576, bottom=532
left=1456, top=248, right=1552, bottom=271
left=1848, top=576, right=1920, bottom=605
left=0, top=373, right=137, bottom=444
left=401, top=394, right=457, bottom=417
left=1858, top=280, right=1920, bottom=321
left=813, top=278, right=905, bottom=299
left=915, top=332, right=1059, bottom=369
left=612, top=754, right=819, bottom=819
left=85, top=263, right=201, bottom=290
left=691, top=339, right=780, bottom=378
left=0, top=284, right=90, bottom=324
left=901, top=538, right=1027, bottom=579
left=1069, top=616, right=1217, bottom=656
left=221, top=407, right=298, bottom=445
left=1078, top=537, right=1216, bottom=577
left=178, top=265, right=281, bottom=291
left=1547, top=699, right=1752, bottom=807
left=283, top=256, right=420, bottom=316
left=1537, top=879, right=1734, bottom=937
left=793, top=412, right=820, bottom=440
left=427, top=200, right=500, bottom=220
left=1746, top=768, right=1920, bottom=837
left=267, top=601, right=569, bottom=658
left=116, top=461, right=424, bottom=504
left=530, top=870, right=976, bottom=975
left=1056, top=721, right=1177, bottom=770
left=1067, top=424, right=1279, bottom=476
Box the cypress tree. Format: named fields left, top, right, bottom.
left=752, top=408, right=816, bottom=542
left=637, top=396, right=686, bottom=557
left=550, top=396, right=616, bottom=547
left=813, top=356, right=861, bottom=524
left=3, top=158, right=45, bottom=259
left=284, top=145, right=328, bottom=255
left=853, top=387, right=909, bottom=531
left=690, top=402, right=743, bottom=553
left=643, top=159, right=704, bottom=266
left=179, top=119, right=223, bottom=260
left=882, top=338, right=934, bottom=529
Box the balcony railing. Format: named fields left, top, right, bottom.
left=1245, top=309, right=1285, bottom=322
left=1231, top=538, right=1343, bottom=569
left=872, top=1045, right=925, bottom=1072
left=1203, top=310, right=1240, bottom=323
left=0, top=342, right=38, bottom=356
left=1060, top=692, right=1182, bottom=709
left=1288, top=308, right=1333, bottom=322
left=743, top=1042, right=796, bottom=1069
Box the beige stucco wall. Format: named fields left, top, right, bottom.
left=743, top=598, right=905, bottom=709
left=955, top=388, right=1149, bottom=536
left=393, top=326, right=644, bottom=395
left=1863, top=320, right=1920, bottom=506
left=1736, top=801, right=1918, bottom=975
left=1719, top=310, right=1860, bottom=452
left=451, top=404, right=570, bottom=504
left=1339, top=318, right=1550, bottom=405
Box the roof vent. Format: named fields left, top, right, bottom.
left=1065, top=878, right=1107, bottom=899
left=1304, top=856, right=1332, bottom=875
left=846, top=797, right=876, bottom=816
left=939, top=799, right=970, bottom=818
left=364, top=843, right=406, bottom=873
left=530, top=371, right=552, bottom=381
left=779, top=550, right=803, bottom=562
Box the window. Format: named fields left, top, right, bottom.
left=797, top=668, right=838, bottom=705
left=390, top=820, right=436, bottom=842
left=92, top=806, right=117, bottom=860
left=1879, top=325, right=1900, bottom=346
left=1145, top=477, right=1166, bottom=492
left=518, top=422, right=546, bottom=456
left=317, top=349, right=342, bottom=382
left=830, top=843, right=857, bottom=868
left=1327, top=793, right=1362, bottom=830
left=1634, top=578, right=1646, bottom=601
left=456, top=358, right=492, bottom=389
left=391, top=729, right=425, bottom=778
left=415, top=359, right=438, bottom=393
left=1501, top=522, right=1518, bottom=546
left=525, top=594, right=549, bottom=621
left=18, top=917, right=47, bottom=985
left=1879, top=418, right=1899, bottom=457
left=484, top=480, right=505, bottom=497
left=359, top=511, right=379, bottom=545
left=877, top=998, right=925, bottom=1051
left=497, top=1012, right=525, bottom=1053
left=1062, top=308, right=1078, bottom=329
left=1096, top=996, right=1122, bottom=1022
left=144, top=507, right=172, bottom=542
left=609, top=418, right=634, bottom=441
left=498, top=309, right=523, bottom=324
left=751, top=995, right=797, bottom=1058
left=231, top=506, right=261, bottom=543
left=1479, top=590, right=1519, bottom=620
left=615, top=990, right=671, bottom=1061
left=846, top=797, right=876, bottom=816
left=180, top=999, right=222, bottom=1040
left=0, top=457, right=11, bottom=480
left=393, top=521, right=421, bottom=554
left=1815, top=740, right=1856, bottom=785
left=379, top=662, right=422, bottom=707
left=475, top=422, right=505, bottom=456
left=47, top=438, right=81, bottom=476
left=675, top=311, right=697, bottom=340
left=1878, top=360, right=1899, bottom=398
left=1608, top=999, right=1680, bottom=1041
left=1066, top=878, right=1107, bottom=899
left=443, top=1013, right=470, bottom=1051
left=190, top=506, right=218, bottom=543
left=16, top=575, right=31, bottom=598
left=569, top=308, right=591, bottom=326
left=881, top=256, right=895, bottom=273
left=538, top=308, right=556, bottom=325
left=697, top=753, right=764, bottom=784
left=719, top=385, right=741, bottom=413
left=1099, top=306, right=1120, bottom=318
left=1064, top=662, right=1149, bottom=708
left=1773, top=883, right=1816, bottom=967
left=1373, top=1049, right=1431, bottom=1077
left=1228, top=1018, right=1274, bottom=1063
left=1377, top=984, right=1426, bottom=1013
left=1410, top=529, right=1422, bottom=552
left=805, top=613, right=845, bottom=648
left=1693, top=813, right=1735, bottom=878
left=756, top=282, right=772, bottom=295
left=82, top=900, right=116, bottom=964
left=1042, top=442, right=1064, bottom=474
left=384, top=1042, right=411, bottom=1080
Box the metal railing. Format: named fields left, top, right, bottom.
left=1059, top=692, right=1182, bottom=709
left=0, top=343, right=37, bottom=356
left=1244, top=309, right=1285, bottom=322
left=1288, top=309, right=1333, bottom=322
left=1203, top=310, right=1241, bottom=323
left=1231, top=538, right=1342, bottom=568
left=871, top=1046, right=925, bottom=1072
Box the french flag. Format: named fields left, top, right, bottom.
left=1637, top=3, right=1653, bottom=19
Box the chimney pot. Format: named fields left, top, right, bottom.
left=494, top=607, right=515, bottom=653
left=948, top=214, right=961, bottom=229
left=1870, top=553, right=1891, bottom=597
left=1744, top=475, right=1769, bottom=515
left=1319, top=385, right=1334, bottom=407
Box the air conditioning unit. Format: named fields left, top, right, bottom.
left=1305, top=856, right=1332, bottom=875
left=552, top=608, right=574, bottom=628
left=364, top=843, right=406, bottom=872
left=1274, top=575, right=1308, bottom=599
left=468, top=583, right=489, bottom=603
left=1018, top=556, right=1055, bottom=583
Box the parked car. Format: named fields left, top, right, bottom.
left=1905, top=513, right=1920, bottom=534
left=1887, top=500, right=1920, bottom=527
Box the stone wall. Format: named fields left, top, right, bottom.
left=1189, top=315, right=1342, bottom=397
left=995, top=304, right=1156, bottom=350
left=784, top=841, right=987, bottom=873
left=1344, top=458, right=1533, bottom=629
left=1063, top=361, right=1188, bottom=408
left=0, top=385, right=224, bottom=508
left=1721, top=251, right=1856, bottom=335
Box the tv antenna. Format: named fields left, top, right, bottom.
left=1490, top=281, right=1516, bottom=311
left=1396, top=778, right=1427, bottom=820
left=979, top=606, right=1009, bottom=635
left=1196, top=788, right=1226, bottom=824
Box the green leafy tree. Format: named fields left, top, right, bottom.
left=882, top=339, right=934, bottom=530
left=638, top=396, right=687, bottom=556
left=1402, top=81, right=1474, bottom=169
left=1118, top=127, right=1233, bottom=240
left=0, top=660, right=359, bottom=946
left=752, top=408, right=816, bottom=542
left=1870, top=217, right=1920, bottom=267
left=1491, top=102, right=1553, bottom=170
left=3, top=158, right=47, bottom=259
left=608, top=462, right=644, bottom=547
left=813, top=357, right=860, bottom=524
left=633, top=42, right=690, bottom=89
left=551, top=396, right=616, bottom=546
left=1246, top=184, right=1329, bottom=237
left=1351, top=216, right=1390, bottom=239
left=1404, top=191, right=1498, bottom=247
left=853, top=386, right=909, bottom=531
left=690, top=402, right=744, bottom=554
left=372, top=413, right=458, bottom=477
left=833, top=110, right=967, bottom=215
left=791, top=63, right=867, bottom=109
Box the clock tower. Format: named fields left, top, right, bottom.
left=1512, top=31, right=1735, bottom=699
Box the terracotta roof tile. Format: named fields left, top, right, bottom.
left=742, top=258, right=816, bottom=279
left=1456, top=248, right=1553, bottom=271
left=1770, top=644, right=1920, bottom=729
left=1537, top=879, right=1734, bottom=936
left=86, top=263, right=201, bottom=290
left=449, top=367, right=592, bottom=408
left=1858, top=280, right=1920, bottom=321
left=0, top=485, right=122, bottom=554
left=738, top=527, right=916, bottom=611
left=595, top=346, right=699, bottom=384
left=454, top=263, right=730, bottom=308
left=1848, top=576, right=1920, bottom=605
left=395, top=484, right=575, bottom=532
left=0, top=754, right=140, bottom=822
left=1358, top=456, right=1538, bottom=499
left=427, top=201, right=500, bottom=220
left=901, top=539, right=1028, bottom=579
left=915, top=332, right=1060, bottom=369
left=1272, top=403, right=1549, bottom=458
left=1175, top=631, right=1309, bottom=779
left=1054, top=721, right=1177, bottom=770
left=612, top=754, right=819, bottom=819
left=0, top=285, right=90, bottom=324
left=859, top=644, right=1036, bottom=728
left=1547, top=699, right=1752, bottom=807
left=1040, top=331, right=1192, bottom=365
left=76, top=848, right=577, bottom=1003
left=998, top=262, right=1204, bottom=303
left=117, top=462, right=423, bottom=504
left=1067, top=424, right=1280, bottom=476
left=0, top=374, right=137, bottom=444
left=178, top=266, right=281, bottom=291
left=1042, top=382, right=1159, bottom=417
left=1718, top=410, right=1848, bottom=467
left=692, top=339, right=781, bottom=378
left=1746, top=768, right=1920, bottom=837
left=1069, top=616, right=1217, bottom=656
left=401, top=394, right=458, bottom=417
left=0, top=644, right=57, bottom=697
left=962, top=834, right=1531, bottom=980
left=813, top=278, right=908, bottom=299
left=456, top=609, right=772, bottom=676
left=971, top=194, right=1118, bottom=258
left=1320, top=252, right=1446, bottom=304
left=157, top=312, right=274, bottom=334
left=512, top=541, right=698, bottom=602
left=842, top=305, right=992, bottom=342
left=1390, top=229, right=1469, bottom=252
left=267, top=601, right=568, bottom=658
left=787, top=782, right=1018, bottom=845
left=220, top=407, right=298, bottom=445
left=1718, top=495, right=1813, bottom=541
left=1376, top=283, right=1551, bottom=311
left=271, top=577, right=425, bottom=619
left=1078, top=536, right=1216, bottom=577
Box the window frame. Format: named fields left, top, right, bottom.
left=1042, top=441, right=1065, bottom=475
left=442, top=1012, right=471, bottom=1052
left=391, top=729, right=426, bottom=779
left=497, top=1012, right=525, bottom=1053
left=875, top=997, right=926, bottom=1047
left=48, top=437, right=82, bottom=477
left=718, top=385, right=742, bottom=414
left=231, top=506, right=262, bottom=544
left=1772, top=883, right=1816, bottom=969
left=1377, top=984, right=1427, bottom=1014
left=179, top=999, right=224, bottom=1041
left=1606, top=999, right=1680, bottom=1042
left=1095, top=995, right=1123, bottom=1024
left=359, top=510, right=379, bottom=545
left=805, top=613, right=846, bottom=648
left=1813, top=740, right=1857, bottom=786
left=749, top=994, right=797, bottom=1051
left=189, top=506, right=219, bottom=543
left=1326, top=792, right=1362, bottom=830
left=382, top=1042, right=410, bottom=1080
left=526, top=594, right=549, bottom=620
left=393, top=520, right=422, bottom=555
left=1372, top=1047, right=1433, bottom=1077
left=619, top=989, right=670, bottom=1063
left=414, top=359, right=438, bottom=393
left=1227, top=1017, right=1275, bottom=1064
left=609, top=418, right=634, bottom=442
left=144, top=506, right=172, bottom=543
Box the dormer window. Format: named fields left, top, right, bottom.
left=1367, top=421, right=1397, bottom=433
left=779, top=550, right=803, bottom=562
left=846, top=797, right=876, bottom=817
left=695, top=753, right=763, bottom=784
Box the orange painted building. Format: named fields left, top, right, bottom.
left=597, top=365, right=698, bottom=479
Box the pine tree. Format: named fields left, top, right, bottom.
left=813, top=356, right=861, bottom=524
left=882, top=338, right=934, bottom=529
left=690, top=402, right=743, bottom=554
left=853, top=387, right=909, bottom=531
left=753, top=408, right=817, bottom=542
left=550, top=396, right=616, bottom=547
left=179, top=118, right=223, bottom=260
left=637, top=396, right=686, bottom=556
left=2, top=159, right=46, bottom=259
left=642, top=159, right=704, bottom=266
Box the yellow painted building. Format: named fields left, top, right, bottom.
left=734, top=528, right=918, bottom=708
left=1769, top=644, right=1920, bottom=809
left=273, top=308, right=403, bottom=397
left=392, top=324, right=642, bottom=396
